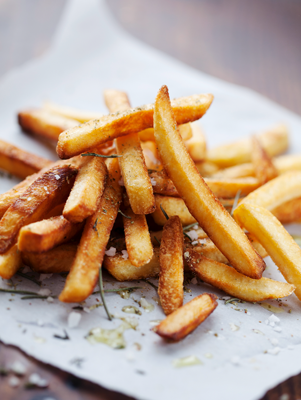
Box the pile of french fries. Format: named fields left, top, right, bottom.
left=1, top=85, right=301, bottom=342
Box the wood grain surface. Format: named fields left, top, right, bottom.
left=0, top=0, right=301, bottom=399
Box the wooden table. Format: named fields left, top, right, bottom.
left=0, top=0, right=301, bottom=399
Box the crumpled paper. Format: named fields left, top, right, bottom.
left=1, top=1, right=301, bottom=399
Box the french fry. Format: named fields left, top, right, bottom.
left=271, top=197, right=301, bottom=224
left=63, top=156, right=107, bottom=223
left=0, top=165, right=77, bottom=254
left=240, top=171, right=301, bottom=210
left=195, top=161, right=219, bottom=177
left=185, top=123, right=206, bottom=162
left=104, top=89, right=155, bottom=215
left=141, top=141, right=161, bottom=170
left=22, top=242, right=77, bottom=273
left=251, top=136, right=278, bottom=184
left=59, top=159, right=122, bottom=303
left=274, top=154, right=301, bottom=174
left=43, top=101, right=104, bottom=123
left=0, top=139, right=52, bottom=179
left=234, top=203, right=301, bottom=300
left=187, top=253, right=295, bottom=302
left=152, top=195, right=196, bottom=226
left=158, top=216, right=184, bottom=315
left=0, top=244, right=22, bottom=279
left=148, top=171, right=178, bottom=197
left=211, top=163, right=255, bottom=179
left=18, top=216, right=83, bottom=253
left=153, top=85, right=265, bottom=279
left=104, top=248, right=160, bottom=281
left=18, top=109, right=79, bottom=141
left=139, top=123, right=193, bottom=142
left=153, top=293, right=218, bottom=341
left=121, top=199, right=153, bottom=267
left=57, top=93, right=214, bottom=159
left=207, top=124, right=289, bottom=168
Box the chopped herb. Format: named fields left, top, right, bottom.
left=92, top=286, right=142, bottom=295
left=0, top=288, right=39, bottom=295
left=99, top=268, right=112, bottom=321
left=118, top=209, right=131, bottom=219
left=160, top=204, right=169, bottom=220
left=54, top=330, right=70, bottom=340
left=81, top=152, right=122, bottom=158
left=230, top=190, right=241, bottom=216
left=93, top=218, right=98, bottom=235
left=154, top=236, right=161, bottom=246
left=21, top=295, right=53, bottom=300
left=72, top=306, right=84, bottom=310
left=183, top=223, right=198, bottom=231
left=183, top=231, right=193, bottom=242
left=17, top=271, right=41, bottom=286
left=225, top=297, right=241, bottom=305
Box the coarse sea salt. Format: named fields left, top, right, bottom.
left=267, top=347, right=280, bottom=355
left=28, top=373, right=48, bottom=387
left=121, top=250, right=129, bottom=260
left=150, top=177, right=156, bottom=186
left=270, top=338, right=279, bottom=346
left=186, top=230, right=198, bottom=241
left=55, top=174, right=60, bottom=180
left=105, top=247, right=116, bottom=257
left=10, top=361, right=26, bottom=375
left=8, top=376, right=20, bottom=387
left=199, top=238, right=207, bottom=245
left=68, top=312, right=82, bottom=328
left=38, top=288, right=51, bottom=296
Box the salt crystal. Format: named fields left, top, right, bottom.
left=125, top=351, right=135, bottom=362
left=105, top=247, right=116, bottom=257
left=269, top=321, right=275, bottom=327
left=27, top=197, right=32, bottom=201
left=199, top=238, right=207, bottom=245
left=270, top=338, right=279, bottom=346
left=193, top=225, right=198, bottom=230
left=8, top=376, right=20, bottom=387
left=39, top=273, right=53, bottom=281
left=247, top=312, right=251, bottom=316
left=121, top=250, right=129, bottom=260
left=38, top=288, right=51, bottom=296
left=54, top=174, right=60, bottom=180
left=28, top=373, right=48, bottom=387
left=267, top=347, right=280, bottom=355
left=191, top=240, right=198, bottom=245
left=68, top=312, right=81, bottom=328
left=10, top=361, right=26, bottom=375
left=279, top=395, right=289, bottom=400
left=46, top=296, right=54, bottom=303
left=274, top=326, right=282, bottom=332
left=84, top=307, right=91, bottom=313
left=150, top=178, right=156, bottom=186
left=268, top=314, right=280, bottom=324
left=186, top=230, right=198, bottom=241
left=184, top=251, right=190, bottom=258
left=229, top=323, right=240, bottom=332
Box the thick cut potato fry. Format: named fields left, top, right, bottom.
left=121, top=201, right=153, bottom=267
left=240, top=171, right=301, bottom=210
left=185, top=123, right=206, bottom=162
left=274, top=154, right=301, bottom=174
left=271, top=197, right=301, bottom=224
left=234, top=203, right=301, bottom=300
left=195, top=161, right=219, bottom=177
left=59, top=160, right=122, bottom=303
left=153, top=86, right=265, bottom=279
left=187, top=253, right=295, bottom=302
left=158, top=216, right=184, bottom=315
left=63, top=156, right=107, bottom=223
left=18, top=216, right=83, bottom=253
left=22, top=242, right=77, bottom=273
left=0, top=165, right=77, bottom=254
left=153, top=293, right=218, bottom=341
left=141, top=141, right=161, bottom=170
left=152, top=195, right=196, bottom=226
left=43, top=101, right=103, bottom=123
left=104, top=89, right=155, bottom=215
left=211, top=163, right=255, bottom=179
left=57, top=93, right=214, bottom=159
left=104, top=248, right=160, bottom=281
left=18, top=109, right=79, bottom=141
left=139, top=123, right=193, bottom=142
left=207, top=124, right=289, bottom=168
left=0, top=139, right=52, bottom=179
left=251, top=136, right=278, bottom=184
left=0, top=244, right=22, bottom=279
left=149, top=171, right=178, bottom=197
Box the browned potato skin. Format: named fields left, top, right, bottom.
left=59, top=161, right=122, bottom=303
left=272, top=197, right=301, bottom=224
left=18, top=216, right=83, bottom=253
left=0, top=139, right=52, bottom=179
left=57, top=94, right=214, bottom=159
left=63, top=156, right=107, bottom=223
left=0, top=165, right=77, bottom=254
left=153, top=85, right=265, bottom=279
left=158, top=216, right=184, bottom=315
left=187, top=253, right=295, bottom=302
left=0, top=244, right=22, bottom=279
left=148, top=170, right=178, bottom=197
left=22, top=242, right=77, bottom=273
left=18, top=109, right=79, bottom=141
left=251, top=136, right=278, bottom=185
left=153, top=293, right=218, bottom=341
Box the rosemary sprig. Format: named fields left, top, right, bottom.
left=154, top=236, right=161, bottom=246
left=54, top=330, right=70, bottom=340
left=81, top=153, right=121, bottom=159
left=118, top=209, right=131, bottom=219
left=0, top=288, right=38, bottom=295
left=230, top=190, right=241, bottom=216
left=225, top=297, right=241, bottom=305
left=17, top=271, right=41, bottom=286
left=93, top=218, right=99, bottom=236
left=142, top=279, right=158, bottom=291
left=21, top=295, right=49, bottom=300
left=183, top=231, right=193, bottom=242
left=98, top=268, right=112, bottom=321
left=93, top=286, right=142, bottom=295
left=160, top=204, right=169, bottom=220
left=183, top=223, right=198, bottom=231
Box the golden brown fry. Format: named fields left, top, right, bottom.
left=18, top=109, right=79, bottom=141
left=234, top=203, right=301, bottom=300
left=104, top=89, right=155, bottom=215
left=240, top=171, right=301, bottom=210
left=251, top=136, right=278, bottom=185
left=121, top=201, right=153, bottom=267
left=43, top=101, right=103, bottom=123
left=0, top=139, right=52, bottom=179
left=141, top=141, right=161, bottom=170
left=0, top=165, right=77, bottom=254
left=57, top=93, right=214, bottom=159
left=195, top=161, right=219, bottom=177
left=0, top=244, right=22, bottom=279
left=22, top=242, right=77, bottom=273
left=207, top=124, right=289, bottom=168
left=63, top=156, right=107, bottom=223
left=18, top=216, right=83, bottom=253
left=187, top=253, right=295, bottom=302
left=274, top=154, right=301, bottom=174
left=153, top=85, right=265, bottom=279
left=139, top=123, right=193, bottom=142
left=153, top=293, right=218, bottom=341
left=158, top=216, right=184, bottom=315
left=59, top=159, right=122, bottom=303
left=152, top=195, right=196, bottom=226
left=271, top=197, right=301, bottom=224
left=185, top=123, right=206, bottom=162
left=148, top=170, right=178, bottom=197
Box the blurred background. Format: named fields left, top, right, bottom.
left=0, top=0, right=300, bottom=114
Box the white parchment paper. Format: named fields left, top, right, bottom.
left=1, top=1, right=301, bottom=399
